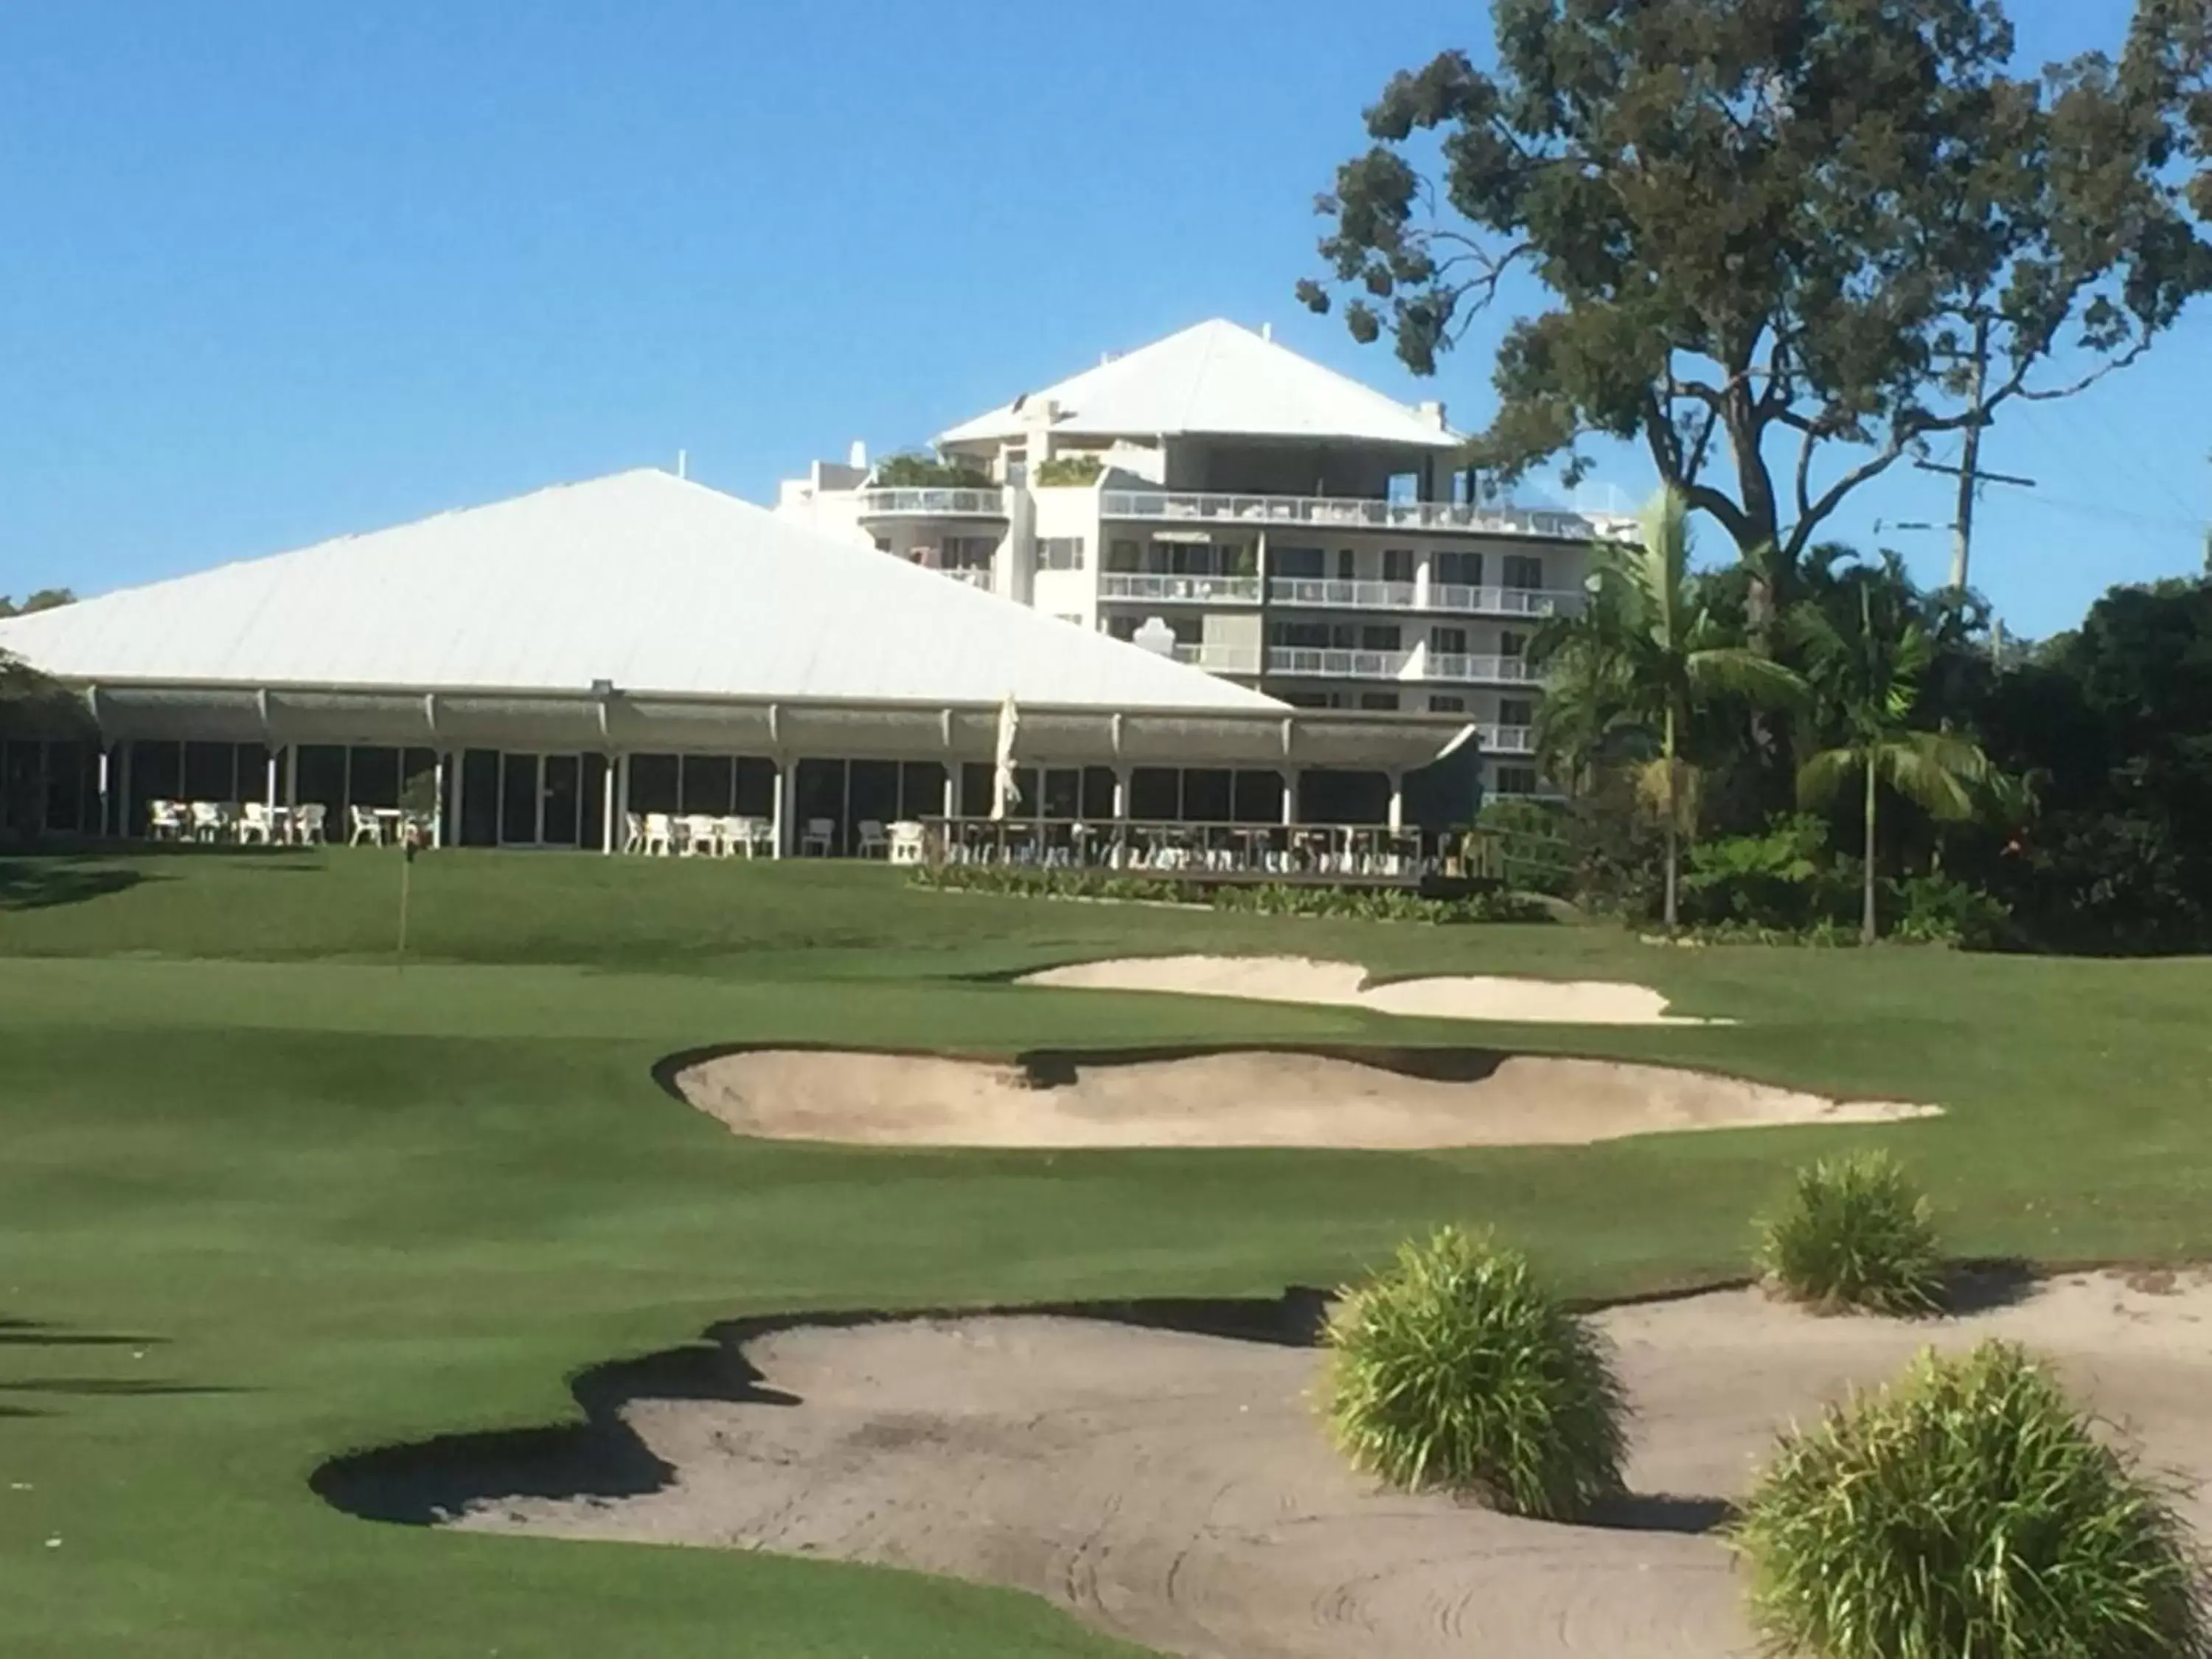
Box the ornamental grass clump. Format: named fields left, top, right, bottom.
left=1756, top=1148, right=1942, bottom=1314
left=1320, top=1225, right=1627, bottom=1520
left=1731, top=1340, right=2209, bottom=1659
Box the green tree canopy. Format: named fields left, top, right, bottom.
left=1300, top=0, right=2212, bottom=588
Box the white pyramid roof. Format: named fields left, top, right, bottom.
left=0, top=470, right=1281, bottom=712
left=939, top=319, right=1463, bottom=451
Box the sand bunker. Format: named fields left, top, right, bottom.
left=454, top=1271, right=2212, bottom=1659
left=675, top=1046, right=1932, bottom=1149
left=1019, top=955, right=1725, bottom=1026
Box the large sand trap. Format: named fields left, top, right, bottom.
left=1019, top=955, right=1725, bottom=1026
left=455, top=1272, right=2212, bottom=1659
left=675, top=1046, right=1933, bottom=1149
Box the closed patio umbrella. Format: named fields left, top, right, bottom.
left=992, top=692, right=1021, bottom=821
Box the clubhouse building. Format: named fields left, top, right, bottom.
left=0, top=467, right=1474, bottom=853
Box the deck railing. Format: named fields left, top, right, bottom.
left=1099, top=571, right=1261, bottom=603
left=921, top=815, right=1457, bottom=879
left=1101, top=489, right=1633, bottom=540
left=857, top=487, right=1008, bottom=518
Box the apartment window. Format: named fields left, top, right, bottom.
left=1503, top=554, right=1545, bottom=591
left=1107, top=539, right=1142, bottom=571
left=1500, top=698, right=1536, bottom=727
left=1360, top=624, right=1402, bottom=652
left=1500, top=630, right=1529, bottom=658
left=1492, top=765, right=1541, bottom=796
left=1034, top=536, right=1085, bottom=571
left=1336, top=549, right=1357, bottom=580
left=1358, top=692, right=1400, bottom=712
left=1436, top=550, right=1483, bottom=588
left=1004, top=444, right=1027, bottom=487
left=872, top=537, right=892, bottom=554
left=1382, top=548, right=1414, bottom=584
left=1427, top=695, right=1467, bottom=714
left=1105, top=615, right=1141, bottom=641
left=1430, top=625, right=1468, bottom=655
left=1271, top=620, right=1336, bottom=649
left=942, top=535, right=996, bottom=571
left=1281, top=691, right=1335, bottom=709
left=1273, top=545, right=1325, bottom=579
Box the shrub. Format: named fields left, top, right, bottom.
left=1032, top=453, right=1102, bottom=486
left=872, top=451, right=992, bottom=489
left=1891, top=872, right=2011, bottom=949
left=1756, top=1150, right=1942, bottom=1315
left=1731, top=1340, right=2210, bottom=1659
left=908, top=863, right=1549, bottom=922
left=1321, top=1226, right=1629, bottom=1520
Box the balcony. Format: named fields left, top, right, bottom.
left=1266, top=647, right=1416, bottom=680
left=1101, top=572, right=1261, bottom=605
left=857, top=487, right=1008, bottom=520
left=1170, top=642, right=1264, bottom=673
left=1102, top=489, right=1630, bottom=541
left=1426, top=583, right=1576, bottom=618
left=1267, top=577, right=1418, bottom=611
left=1478, top=723, right=1537, bottom=755
left=1425, top=653, right=1537, bottom=684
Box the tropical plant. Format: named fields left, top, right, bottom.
left=1320, top=1226, right=1628, bottom=1520
left=1731, top=1340, right=2211, bottom=1659
left=1534, top=487, right=1804, bottom=931
left=872, top=451, right=992, bottom=489
left=1792, top=572, right=1994, bottom=943
left=1756, top=1150, right=1943, bottom=1315
left=1033, top=453, right=1102, bottom=487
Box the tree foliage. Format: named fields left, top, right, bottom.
left=1301, top=0, right=2212, bottom=585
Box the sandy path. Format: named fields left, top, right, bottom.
left=675, top=1047, right=1931, bottom=1149
left=1018, top=956, right=1725, bottom=1026
left=456, top=1273, right=2212, bottom=1659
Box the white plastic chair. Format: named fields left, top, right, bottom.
left=622, top=812, right=644, bottom=854
left=728, top=815, right=772, bottom=858
left=642, top=813, right=675, bottom=856
left=857, top=819, right=889, bottom=858
left=888, top=821, right=926, bottom=866
left=801, top=818, right=835, bottom=858
left=348, top=805, right=382, bottom=846
left=238, top=802, right=274, bottom=845
left=293, top=803, right=327, bottom=845
left=680, top=814, right=720, bottom=857
left=147, top=799, right=184, bottom=841
left=189, top=801, right=227, bottom=843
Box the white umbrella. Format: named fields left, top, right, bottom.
left=992, top=691, right=1021, bottom=821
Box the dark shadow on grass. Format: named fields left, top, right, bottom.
left=0, top=1378, right=245, bottom=1397
left=0, top=855, right=146, bottom=911
left=0, top=1318, right=167, bottom=1349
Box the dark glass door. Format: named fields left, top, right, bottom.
left=543, top=755, right=581, bottom=846
left=500, top=754, right=538, bottom=845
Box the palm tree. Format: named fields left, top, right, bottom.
left=1534, top=488, right=1805, bottom=931
left=1792, top=574, right=1992, bottom=944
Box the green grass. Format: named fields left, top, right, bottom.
left=1731, top=1341, right=2210, bottom=1659
left=3, top=844, right=2212, bottom=1656
left=1322, top=1225, right=1627, bottom=1517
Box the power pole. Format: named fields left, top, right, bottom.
left=1915, top=315, right=2034, bottom=595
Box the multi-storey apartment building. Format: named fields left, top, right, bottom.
left=778, top=319, right=1634, bottom=794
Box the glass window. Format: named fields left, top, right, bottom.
left=1080, top=767, right=1116, bottom=821
left=295, top=746, right=345, bottom=813
left=1182, top=769, right=1232, bottom=823
left=1129, top=767, right=1180, bottom=820
left=1041, top=768, right=1082, bottom=821
left=849, top=760, right=900, bottom=835
left=627, top=754, right=680, bottom=814
left=1428, top=695, right=1467, bottom=713
left=348, top=748, right=403, bottom=810
left=1360, top=624, right=1401, bottom=652
left=459, top=751, right=501, bottom=846
left=1493, top=765, right=1541, bottom=796
left=1107, top=539, right=1143, bottom=572
left=1382, top=548, right=1414, bottom=583
left=1500, top=630, right=1528, bottom=658
left=1430, top=626, right=1469, bottom=654
left=1359, top=692, right=1400, bottom=711
left=1436, top=550, right=1483, bottom=587
left=182, top=741, right=237, bottom=801
left=1272, top=545, right=1324, bottom=579
left=735, top=758, right=778, bottom=818
left=1500, top=698, right=1536, bottom=727
left=680, top=755, right=735, bottom=815
left=1231, top=770, right=1284, bottom=824
left=899, top=762, right=947, bottom=821
left=1503, top=554, right=1545, bottom=590
left=1034, top=537, right=1085, bottom=571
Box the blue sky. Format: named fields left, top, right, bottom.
left=0, top=0, right=2201, bottom=637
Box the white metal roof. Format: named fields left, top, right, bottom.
left=938, top=319, right=1464, bottom=451
left=0, top=469, right=1283, bottom=712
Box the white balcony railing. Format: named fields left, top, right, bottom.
left=1426, top=583, right=1574, bottom=617
left=1171, top=642, right=1265, bottom=673
left=936, top=566, right=996, bottom=590
left=1267, top=578, right=1419, bottom=611
left=1102, top=489, right=1633, bottom=540
left=1478, top=723, right=1537, bottom=754
left=1425, top=653, right=1536, bottom=684
left=858, top=487, right=1008, bottom=519
left=1101, top=572, right=1261, bottom=604
left=1266, top=647, right=1417, bottom=679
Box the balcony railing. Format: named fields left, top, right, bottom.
left=1101, top=572, right=1261, bottom=604
left=1478, top=723, right=1537, bottom=755
left=935, top=566, right=996, bottom=590
left=1425, top=653, right=1536, bottom=684
left=857, top=487, right=1008, bottom=519
left=1102, top=489, right=1632, bottom=540
left=1171, top=641, right=1264, bottom=673
left=1266, top=647, right=1416, bottom=679
left=1426, top=583, right=1574, bottom=617
left=1267, top=577, right=1419, bottom=611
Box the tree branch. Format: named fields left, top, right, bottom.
left=1784, top=437, right=1914, bottom=564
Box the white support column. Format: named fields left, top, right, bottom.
left=1111, top=766, right=1130, bottom=821
left=431, top=752, right=447, bottom=849
left=1280, top=768, right=1298, bottom=827
left=1387, top=770, right=1405, bottom=833
left=772, top=759, right=793, bottom=859
left=600, top=754, right=618, bottom=854
left=97, top=748, right=112, bottom=838
left=615, top=753, right=631, bottom=852
left=265, top=751, right=279, bottom=822
left=941, top=766, right=957, bottom=821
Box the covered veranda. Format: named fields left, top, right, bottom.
left=4, top=682, right=1470, bottom=865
